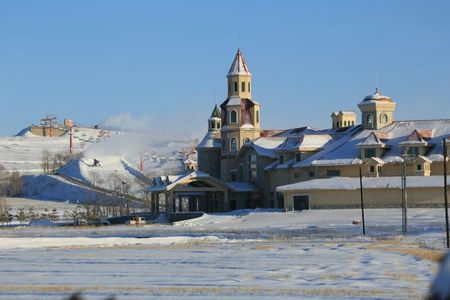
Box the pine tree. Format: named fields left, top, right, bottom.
left=16, top=208, right=27, bottom=224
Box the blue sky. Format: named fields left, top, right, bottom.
left=0, top=0, right=449, bottom=136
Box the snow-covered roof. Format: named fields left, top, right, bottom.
left=227, top=48, right=251, bottom=77
left=148, top=171, right=212, bottom=192
left=277, top=176, right=446, bottom=192
left=331, top=111, right=356, bottom=116
left=360, top=88, right=393, bottom=104
left=197, top=131, right=221, bottom=149
left=226, top=181, right=257, bottom=192
left=357, top=132, right=385, bottom=147
left=250, top=137, right=286, bottom=158
left=294, top=120, right=450, bottom=167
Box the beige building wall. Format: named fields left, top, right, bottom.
left=283, top=186, right=448, bottom=210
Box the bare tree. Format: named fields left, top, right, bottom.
left=41, top=150, right=52, bottom=174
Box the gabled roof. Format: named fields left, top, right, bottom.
left=227, top=48, right=251, bottom=77
left=400, top=130, right=427, bottom=145
left=357, top=132, right=385, bottom=147
left=363, top=157, right=385, bottom=165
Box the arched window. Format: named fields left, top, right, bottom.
left=230, top=110, right=237, bottom=124
left=367, top=114, right=374, bottom=128
left=230, top=138, right=237, bottom=151
left=244, top=137, right=250, bottom=144
left=380, top=114, right=388, bottom=124
left=256, top=110, right=259, bottom=123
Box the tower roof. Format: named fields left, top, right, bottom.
left=362, top=88, right=393, bottom=103
left=210, top=104, right=221, bottom=119
left=227, top=48, right=251, bottom=77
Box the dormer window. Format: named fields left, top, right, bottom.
left=230, top=110, right=237, bottom=124
left=406, top=147, right=419, bottom=156
left=365, top=148, right=376, bottom=158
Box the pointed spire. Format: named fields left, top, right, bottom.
left=227, top=48, right=251, bottom=77
left=210, top=104, right=221, bottom=119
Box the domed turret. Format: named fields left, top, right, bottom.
left=358, top=88, right=396, bottom=130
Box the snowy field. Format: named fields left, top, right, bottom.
left=0, top=204, right=448, bottom=299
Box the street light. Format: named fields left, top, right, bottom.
left=358, top=160, right=366, bottom=235
left=443, top=138, right=449, bottom=248
left=400, top=150, right=414, bottom=235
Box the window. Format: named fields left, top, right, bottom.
left=210, top=122, right=215, bottom=129
left=251, top=154, right=257, bottom=162
left=365, top=148, right=376, bottom=158
left=230, top=110, right=237, bottom=123
left=249, top=170, right=257, bottom=183
left=230, top=170, right=237, bottom=181
left=352, top=121, right=355, bottom=125
left=308, top=171, right=315, bottom=178
left=228, top=83, right=231, bottom=93
left=369, top=165, right=375, bottom=173
left=367, top=114, right=374, bottom=128
left=377, top=166, right=383, bottom=174
left=294, top=172, right=300, bottom=178
left=407, top=147, right=419, bottom=156
left=279, top=155, right=284, bottom=164
left=241, top=82, right=245, bottom=92
left=256, top=110, right=259, bottom=123
left=326, top=170, right=341, bottom=177
left=380, top=114, right=388, bottom=124
left=344, top=121, right=347, bottom=126
left=230, top=138, right=237, bottom=151
left=244, top=137, right=250, bottom=144
left=248, top=82, right=251, bottom=93
left=417, top=164, right=422, bottom=171
left=295, top=153, right=301, bottom=162
left=217, top=123, right=221, bottom=129
left=234, top=82, right=238, bottom=92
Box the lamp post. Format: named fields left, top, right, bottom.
left=359, top=162, right=366, bottom=235
left=443, top=138, right=449, bottom=248
left=400, top=151, right=413, bottom=236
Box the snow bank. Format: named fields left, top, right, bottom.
left=21, top=174, right=99, bottom=203
left=0, top=236, right=225, bottom=249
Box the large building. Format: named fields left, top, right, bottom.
left=149, top=49, right=450, bottom=212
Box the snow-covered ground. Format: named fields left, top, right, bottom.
left=0, top=206, right=447, bottom=299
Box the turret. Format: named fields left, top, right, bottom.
left=358, top=88, right=396, bottom=130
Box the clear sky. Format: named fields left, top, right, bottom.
left=1, top=0, right=449, bottom=137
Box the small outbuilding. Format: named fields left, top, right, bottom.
left=276, top=176, right=447, bottom=210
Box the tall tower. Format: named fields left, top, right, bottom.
left=358, top=88, right=396, bottom=130
left=220, top=49, right=261, bottom=181
left=196, top=105, right=222, bottom=179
